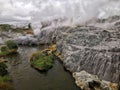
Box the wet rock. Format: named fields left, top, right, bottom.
left=55, top=25, right=120, bottom=85
left=13, top=35, right=38, bottom=46
left=73, top=71, right=118, bottom=90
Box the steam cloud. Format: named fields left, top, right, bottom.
left=0, top=0, right=120, bottom=24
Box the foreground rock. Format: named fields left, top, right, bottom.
left=54, top=25, right=120, bottom=88
left=73, top=71, right=118, bottom=90
left=54, top=24, right=120, bottom=89
left=13, top=35, right=38, bottom=46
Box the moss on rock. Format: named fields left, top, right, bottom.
left=30, top=52, right=53, bottom=71
left=5, top=40, right=18, bottom=50
left=0, top=40, right=18, bottom=57
left=0, top=71, right=13, bottom=90
left=0, top=76, right=11, bottom=83
left=0, top=60, right=14, bottom=90
left=0, top=76, right=13, bottom=90
left=0, top=46, right=9, bottom=52
left=0, top=62, right=8, bottom=76
left=0, top=24, right=11, bottom=31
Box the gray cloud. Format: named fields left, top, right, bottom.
left=0, top=0, right=120, bottom=24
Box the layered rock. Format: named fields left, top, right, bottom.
left=55, top=25, right=120, bottom=89
left=56, top=25, right=120, bottom=81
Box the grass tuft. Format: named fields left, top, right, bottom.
left=30, top=52, right=53, bottom=71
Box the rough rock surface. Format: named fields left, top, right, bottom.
left=55, top=25, right=120, bottom=84
left=13, top=35, right=38, bottom=45
left=0, top=31, right=22, bottom=45
left=33, top=17, right=120, bottom=89
left=73, top=71, right=118, bottom=90
left=37, top=27, right=57, bottom=44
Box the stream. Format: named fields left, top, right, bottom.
left=6, top=46, right=80, bottom=90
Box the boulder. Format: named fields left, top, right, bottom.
left=73, top=71, right=118, bottom=90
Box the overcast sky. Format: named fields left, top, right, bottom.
left=0, top=0, right=120, bottom=24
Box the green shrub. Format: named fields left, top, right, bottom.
left=0, top=76, right=13, bottom=90
left=0, top=52, right=9, bottom=57
left=0, top=45, right=9, bottom=57
left=0, top=24, right=11, bottom=31
left=30, top=52, right=53, bottom=71
left=0, top=41, right=18, bottom=57
left=0, top=76, right=11, bottom=83
left=6, top=40, right=18, bottom=50
left=0, top=46, right=9, bottom=52
left=0, top=62, right=8, bottom=76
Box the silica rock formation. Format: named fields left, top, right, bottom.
left=33, top=16, right=120, bottom=89
left=56, top=25, right=120, bottom=82
left=55, top=25, right=119, bottom=89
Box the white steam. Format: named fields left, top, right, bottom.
left=0, top=0, right=120, bottom=27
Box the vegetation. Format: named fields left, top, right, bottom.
left=0, top=52, right=16, bottom=57
left=0, top=40, right=18, bottom=57
left=0, top=24, right=33, bottom=33
left=11, top=28, right=31, bottom=33
left=0, top=24, right=11, bottom=31
left=0, top=62, right=8, bottom=76
left=0, top=82, right=13, bottom=90
left=0, top=46, right=9, bottom=52
left=0, top=75, right=13, bottom=90
left=0, top=76, right=11, bottom=83
left=6, top=40, right=18, bottom=50
left=30, top=52, right=53, bottom=71
left=0, top=61, right=13, bottom=90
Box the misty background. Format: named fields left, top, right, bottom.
left=0, top=0, right=120, bottom=24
